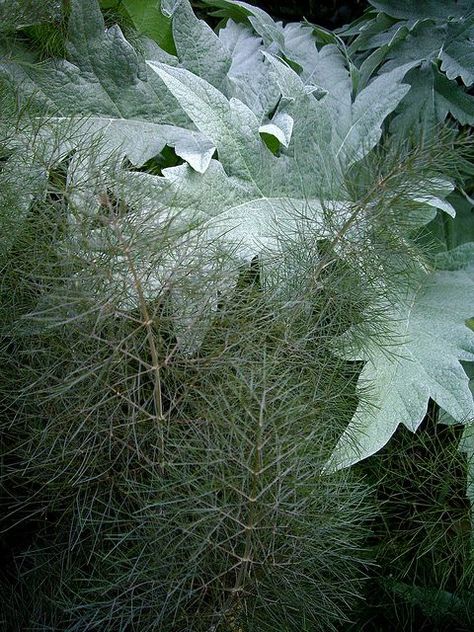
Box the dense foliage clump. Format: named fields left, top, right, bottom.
left=0, top=1, right=473, bottom=629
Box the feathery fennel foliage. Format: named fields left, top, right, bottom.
left=0, top=123, right=378, bottom=629
left=1, top=0, right=474, bottom=629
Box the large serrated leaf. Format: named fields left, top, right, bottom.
left=169, top=0, right=232, bottom=91
left=0, top=0, right=217, bottom=173
left=218, top=18, right=280, bottom=117
left=107, top=52, right=418, bottom=349
left=333, top=62, right=413, bottom=166
left=380, top=20, right=446, bottom=72
left=147, top=49, right=412, bottom=195
left=166, top=2, right=281, bottom=118
left=439, top=18, right=474, bottom=87
left=342, top=5, right=474, bottom=140
left=326, top=267, right=474, bottom=471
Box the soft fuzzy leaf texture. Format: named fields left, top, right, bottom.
left=3, top=1, right=474, bottom=628
left=159, top=0, right=281, bottom=118
left=0, top=0, right=428, bottom=355
left=326, top=266, right=474, bottom=471
left=130, top=0, right=418, bottom=264
left=138, top=54, right=413, bottom=264
left=390, top=65, right=474, bottom=138
left=0, top=0, right=216, bottom=173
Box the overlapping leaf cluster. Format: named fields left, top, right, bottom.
left=339, top=0, right=474, bottom=138
left=0, top=0, right=474, bottom=629
left=312, top=0, right=474, bottom=471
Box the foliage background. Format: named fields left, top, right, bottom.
left=0, top=0, right=473, bottom=631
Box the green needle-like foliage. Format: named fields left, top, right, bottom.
left=1, top=2, right=474, bottom=630
left=2, top=91, right=473, bottom=631
left=0, top=110, right=379, bottom=630
left=351, top=411, right=474, bottom=631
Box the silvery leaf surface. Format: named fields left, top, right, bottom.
left=0, top=0, right=217, bottom=173
left=326, top=265, right=474, bottom=471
